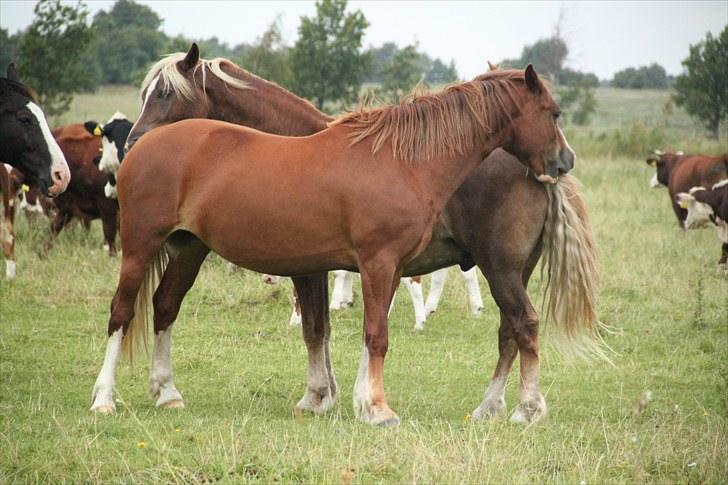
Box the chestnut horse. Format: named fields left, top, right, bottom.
left=92, top=48, right=600, bottom=424
left=91, top=64, right=581, bottom=426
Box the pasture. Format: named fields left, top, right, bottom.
left=2, top=81, right=728, bottom=483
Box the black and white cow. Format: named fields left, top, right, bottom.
left=677, top=179, right=728, bottom=269
left=84, top=112, right=133, bottom=198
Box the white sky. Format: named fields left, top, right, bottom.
left=1, top=0, right=726, bottom=80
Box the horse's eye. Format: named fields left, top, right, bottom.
left=18, top=114, right=33, bottom=124
left=552, top=112, right=561, bottom=120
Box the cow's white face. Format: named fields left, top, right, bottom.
left=677, top=191, right=713, bottom=229
left=104, top=181, right=117, bottom=199
left=98, top=135, right=120, bottom=174
left=649, top=173, right=662, bottom=188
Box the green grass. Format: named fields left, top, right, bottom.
left=1, top=154, right=726, bottom=483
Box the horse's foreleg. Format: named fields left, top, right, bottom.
left=481, top=270, right=545, bottom=424
left=293, top=273, right=336, bottom=415
left=472, top=311, right=518, bottom=420
left=149, top=235, right=209, bottom=409
left=354, top=260, right=401, bottom=427
left=2, top=201, right=16, bottom=279
left=424, top=267, right=449, bottom=315
left=402, top=276, right=426, bottom=331
left=461, top=267, right=484, bottom=315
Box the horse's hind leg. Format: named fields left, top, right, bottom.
left=90, top=238, right=166, bottom=413
left=149, top=232, right=209, bottom=408
left=294, top=273, right=337, bottom=415
left=460, top=267, right=484, bottom=315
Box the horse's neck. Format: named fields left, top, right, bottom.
left=209, top=71, right=330, bottom=136
left=412, top=132, right=511, bottom=213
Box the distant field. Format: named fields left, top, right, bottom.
left=54, top=85, right=141, bottom=127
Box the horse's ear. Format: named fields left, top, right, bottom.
left=181, top=43, right=200, bottom=72
left=84, top=121, right=103, bottom=137
left=7, top=63, right=19, bottom=82
left=525, top=64, right=542, bottom=94
left=487, top=61, right=499, bottom=71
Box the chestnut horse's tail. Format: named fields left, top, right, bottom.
left=541, top=175, right=612, bottom=362
left=120, top=247, right=169, bottom=362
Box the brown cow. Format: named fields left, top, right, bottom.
left=48, top=124, right=119, bottom=255
left=646, top=151, right=728, bottom=226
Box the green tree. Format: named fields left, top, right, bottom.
left=290, top=0, right=370, bottom=110
left=90, top=0, right=166, bottom=84
left=673, top=27, right=728, bottom=139
left=0, top=28, right=22, bottom=70
left=240, top=16, right=293, bottom=88
left=379, top=44, right=423, bottom=102
left=612, top=63, right=667, bottom=89
left=16, top=0, right=94, bottom=117
left=426, top=58, right=458, bottom=85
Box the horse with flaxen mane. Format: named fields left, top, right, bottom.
left=90, top=57, right=594, bottom=427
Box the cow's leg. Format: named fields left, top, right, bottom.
left=424, top=267, right=449, bottom=315
left=402, top=276, right=426, bottom=331
left=1, top=169, right=16, bottom=279
left=99, top=199, right=118, bottom=256
left=718, top=242, right=728, bottom=271
left=42, top=208, right=71, bottom=255
left=461, top=267, right=484, bottom=315
left=91, top=237, right=166, bottom=413
left=354, top=259, right=401, bottom=427
left=330, top=270, right=354, bottom=309
left=149, top=233, right=209, bottom=408
left=294, top=273, right=337, bottom=415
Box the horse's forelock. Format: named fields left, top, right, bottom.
left=139, top=53, right=249, bottom=102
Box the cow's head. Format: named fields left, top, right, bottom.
left=676, top=187, right=713, bottom=229
left=645, top=150, right=684, bottom=188
left=84, top=112, right=133, bottom=174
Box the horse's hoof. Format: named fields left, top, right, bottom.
left=373, top=415, right=400, bottom=427
left=472, top=398, right=506, bottom=421
left=91, top=405, right=115, bottom=414
left=510, top=395, right=547, bottom=424
left=159, top=399, right=185, bottom=409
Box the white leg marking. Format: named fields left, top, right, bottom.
left=342, top=271, right=355, bottom=305
left=27, top=101, right=69, bottom=195
left=296, top=339, right=336, bottom=414
left=5, top=259, right=16, bottom=280
left=403, top=277, right=426, bottom=331
left=149, top=327, right=184, bottom=408
left=90, top=328, right=123, bottom=413
left=472, top=375, right=508, bottom=420
left=510, top=361, right=547, bottom=424
left=424, top=267, right=449, bottom=315
left=461, top=267, right=484, bottom=315
left=353, top=345, right=372, bottom=422
left=288, top=307, right=302, bottom=326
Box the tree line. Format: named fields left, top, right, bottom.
left=2, top=0, right=725, bottom=137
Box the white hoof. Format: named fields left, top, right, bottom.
left=510, top=394, right=547, bottom=424
left=472, top=397, right=506, bottom=421
left=295, top=386, right=336, bottom=415
left=149, top=378, right=184, bottom=408
left=289, top=311, right=302, bottom=326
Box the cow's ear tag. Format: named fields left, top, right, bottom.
left=93, top=125, right=102, bottom=137
left=21, top=184, right=30, bottom=193
left=649, top=160, right=657, bottom=167
left=678, top=199, right=688, bottom=209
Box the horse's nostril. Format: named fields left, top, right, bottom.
left=53, top=170, right=63, bottom=181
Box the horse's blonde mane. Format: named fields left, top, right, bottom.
left=331, top=70, right=526, bottom=164
left=139, top=53, right=249, bottom=101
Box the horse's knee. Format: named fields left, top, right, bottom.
left=512, top=310, right=540, bottom=354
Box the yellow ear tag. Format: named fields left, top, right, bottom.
left=649, top=160, right=657, bottom=167
left=678, top=200, right=688, bottom=209
left=93, top=125, right=102, bottom=136
left=21, top=184, right=30, bottom=193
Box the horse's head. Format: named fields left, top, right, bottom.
left=0, top=64, right=70, bottom=196
left=501, top=65, right=575, bottom=184
left=126, top=43, right=209, bottom=152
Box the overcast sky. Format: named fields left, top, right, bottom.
left=2, top=1, right=726, bottom=80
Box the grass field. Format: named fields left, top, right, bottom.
left=1, top=85, right=727, bottom=482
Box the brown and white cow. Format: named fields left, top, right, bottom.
left=47, top=124, right=119, bottom=255
left=676, top=179, right=728, bottom=269
left=646, top=151, right=728, bottom=226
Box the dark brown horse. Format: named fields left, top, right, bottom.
left=91, top=59, right=583, bottom=427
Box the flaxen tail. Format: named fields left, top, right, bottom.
left=120, top=247, right=169, bottom=362
left=541, top=175, right=612, bottom=362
